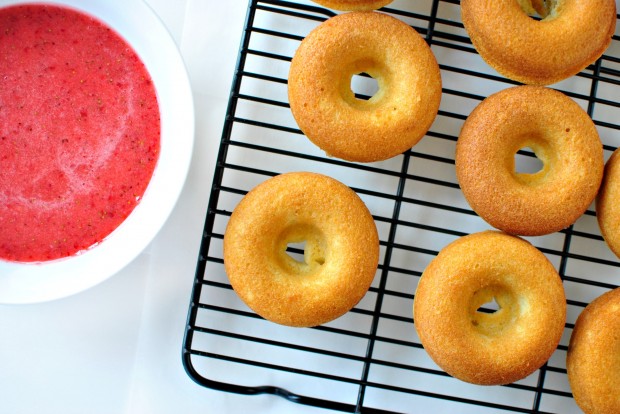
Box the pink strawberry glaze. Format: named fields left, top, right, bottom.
left=0, top=4, right=160, bottom=262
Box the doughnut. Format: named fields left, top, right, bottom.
left=223, top=172, right=379, bottom=327
left=461, top=0, right=616, bottom=85
left=311, top=0, right=393, bottom=11
left=456, top=86, right=603, bottom=236
left=288, top=11, right=441, bottom=162
left=567, top=287, right=620, bottom=414
left=413, top=231, right=566, bottom=385
left=596, top=149, right=620, bottom=259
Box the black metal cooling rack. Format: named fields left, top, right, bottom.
left=182, top=1, right=620, bottom=412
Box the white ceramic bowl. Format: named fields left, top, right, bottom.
left=0, top=0, right=194, bottom=304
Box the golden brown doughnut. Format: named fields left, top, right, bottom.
left=461, top=0, right=616, bottom=85
left=223, top=172, right=379, bottom=327
left=567, top=287, right=620, bottom=414
left=456, top=86, right=603, bottom=236
left=413, top=231, right=566, bottom=385
left=596, top=149, right=620, bottom=258
left=288, top=11, right=441, bottom=162
left=311, top=0, right=393, bottom=11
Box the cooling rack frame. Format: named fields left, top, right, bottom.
left=182, top=1, right=620, bottom=412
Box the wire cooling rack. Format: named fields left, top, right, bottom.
left=182, top=1, right=620, bottom=412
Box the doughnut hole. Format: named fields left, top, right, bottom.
left=505, top=132, right=557, bottom=186
left=514, top=146, right=544, bottom=175
left=339, top=58, right=389, bottom=110
left=284, top=241, right=307, bottom=263
left=276, top=224, right=327, bottom=275
left=516, top=0, right=557, bottom=19
left=350, top=72, right=379, bottom=101
left=468, top=285, right=520, bottom=336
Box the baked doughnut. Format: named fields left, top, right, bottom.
left=311, top=0, right=393, bottom=11
left=413, top=231, right=566, bottom=385
left=567, top=287, right=620, bottom=414
left=460, top=0, right=616, bottom=85
left=456, top=86, right=603, bottom=236
left=596, top=149, right=620, bottom=258
left=223, top=172, right=379, bottom=327
left=288, top=11, right=441, bottom=162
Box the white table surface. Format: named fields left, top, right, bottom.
left=0, top=1, right=327, bottom=412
